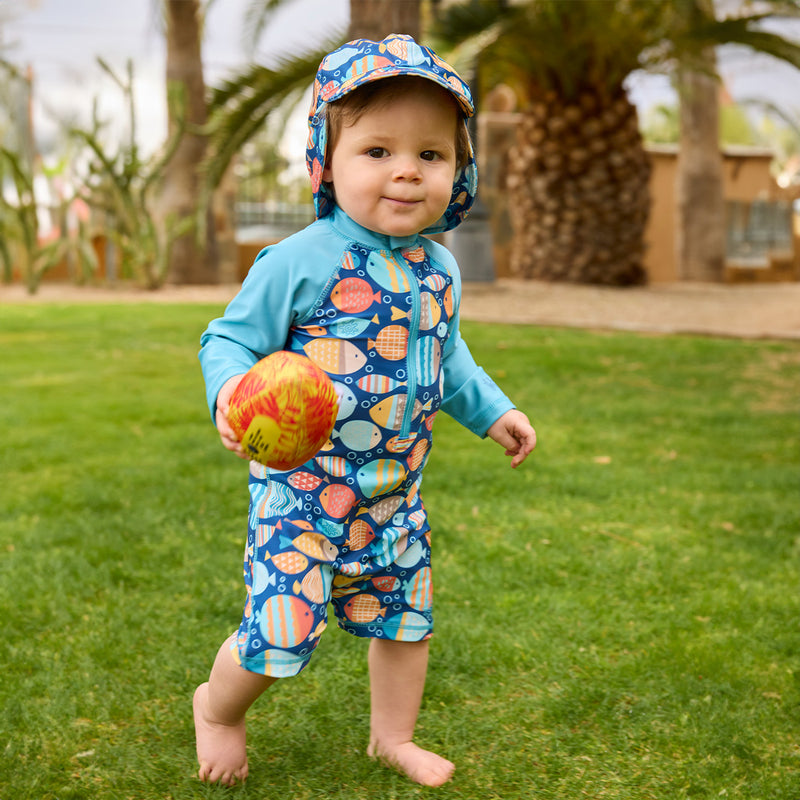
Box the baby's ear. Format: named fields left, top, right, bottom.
left=322, top=162, right=333, bottom=182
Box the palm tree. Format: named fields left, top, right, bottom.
left=202, top=48, right=334, bottom=203
left=432, top=1, right=661, bottom=284
left=676, top=35, right=726, bottom=281
left=348, top=0, right=421, bottom=40
left=432, top=0, right=800, bottom=284
left=667, top=0, right=800, bottom=280
left=158, top=0, right=219, bottom=284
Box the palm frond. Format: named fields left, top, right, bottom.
left=0, top=58, right=26, bottom=81
left=713, top=23, right=800, bottom=70
left=202, top=43, right=335, bottom=192
left=431, top=0, right=509, bottom=44
left=242, top=0, right=292, bottom=56
left=729, top=27, right=800, bottom=69
left=656, top=7, right=800, bottom=78
left=432, top=0, right=664, bottom=102
left=739, top=97, right=800, bottom=138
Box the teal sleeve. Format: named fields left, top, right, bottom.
left=427, top=241, right=515, bottom=437
left=198, top=223, right=338, bottom=421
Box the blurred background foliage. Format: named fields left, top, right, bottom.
left=0, top=0, right=799, bottom=290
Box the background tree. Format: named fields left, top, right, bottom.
left=176, top=0, right=800, bottom=286
left=432, top=0, right=800, bottom=284
left=158, top=0, right=219, bottom=284
left=348, top=0, right=421, bottom=40
left=665, top=0, right=800, bottom=280
left=201, top=1, right=339, bottom=209
left=433, top=0, right=659, bottom=284
left=676, top=30, right=725, bottom=281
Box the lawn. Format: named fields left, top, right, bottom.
left=1, top=302, right=798, bottom=800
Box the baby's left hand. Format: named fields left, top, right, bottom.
left=486, top=409, right=537, bottom=469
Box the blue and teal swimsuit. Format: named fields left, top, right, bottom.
left=200, top=208, right=513, bottom=676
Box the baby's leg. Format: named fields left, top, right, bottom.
left=367, top=638, right=455, bottom=786
left=194, top=635, right=276, bottom=786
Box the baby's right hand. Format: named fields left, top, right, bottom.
left=215, top=375, right=248, bottom=459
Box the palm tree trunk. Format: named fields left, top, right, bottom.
left=160, top=0, right=218, bottom=284
left=506, top=89, right=650, bottom=285
left=348, top=0, right=420, bottom=40
left=676, top=49, right=726, bottom=282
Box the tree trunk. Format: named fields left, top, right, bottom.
left=676, top=49, right=726, bottom=282
left=505, top=88, right=650, bottom=285
left=160, top=0, right=218, bottom=284
left=348, top=0, right=421, bottom=41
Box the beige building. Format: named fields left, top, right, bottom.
left=479, top=112, right=799, bottom=284
left=645, top=144, right=798, bottom=283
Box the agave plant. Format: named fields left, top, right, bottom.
left=0, top=146, right=99, bottom=293
left=0, top=58, right=100, bottom=292
left=71, top=59, right=190, bottom=289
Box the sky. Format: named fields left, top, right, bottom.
left=1, top=0, right=799, bottom=160
left=0, top=0, right=349, bottom=155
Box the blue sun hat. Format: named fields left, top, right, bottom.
left=306, top=33, right=478, bottom=234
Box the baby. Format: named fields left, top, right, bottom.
left=195, top=33, right=536, bottom=788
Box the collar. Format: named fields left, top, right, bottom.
left=329, top=206, right=421, bottom=252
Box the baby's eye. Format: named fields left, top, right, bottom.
left=367, top=147, right=388, bottom=159
left=420, top=150, right=441, bottom=162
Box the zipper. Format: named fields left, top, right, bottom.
left=397, top=253, right=420, bottom=438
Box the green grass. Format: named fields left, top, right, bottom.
left=1, top=303, right=798, bottom=799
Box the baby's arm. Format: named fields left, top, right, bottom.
left=215, top=375, right=248, bottom=459
left=486, top=409, right=537, bottom=469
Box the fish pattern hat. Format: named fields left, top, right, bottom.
left=306, top=33, right=478, bottom=234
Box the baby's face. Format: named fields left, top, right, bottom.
left=322, top=87, right=458, bottom=238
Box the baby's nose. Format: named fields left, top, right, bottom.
left=392, top=156, right=422, bottom=180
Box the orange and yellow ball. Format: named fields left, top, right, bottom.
left=227, top=351, right=338, bottom=470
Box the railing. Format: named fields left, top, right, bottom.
left=235, top=201, right=316, bottom=243
left=726, top=199, right=793, bottom=267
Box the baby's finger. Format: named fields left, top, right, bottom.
left=510, top=433, right=536, bottom=468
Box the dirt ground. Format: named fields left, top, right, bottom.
left=2, top=278, right=799, bottom=340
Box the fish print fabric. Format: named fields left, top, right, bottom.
left=201, top=210, right=514, bottom=678
left=306, top=33, right=478, bottom=233
left=235, top=219, right=456, bottom=677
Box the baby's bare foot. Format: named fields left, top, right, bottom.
left=368, top=740, right=455, bottom=787
left=193, top=682, right=248, bottom=786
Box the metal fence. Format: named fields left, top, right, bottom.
left=726, top=199, right=794, bottom=267
left=234, top=163, right=315, bottom=243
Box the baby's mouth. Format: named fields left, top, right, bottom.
left=385, top=196, right=421, bottom=206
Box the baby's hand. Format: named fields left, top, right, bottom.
left=486, top=409, right=537, bottom=469
left=215, top=375, right=248, bottom=459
